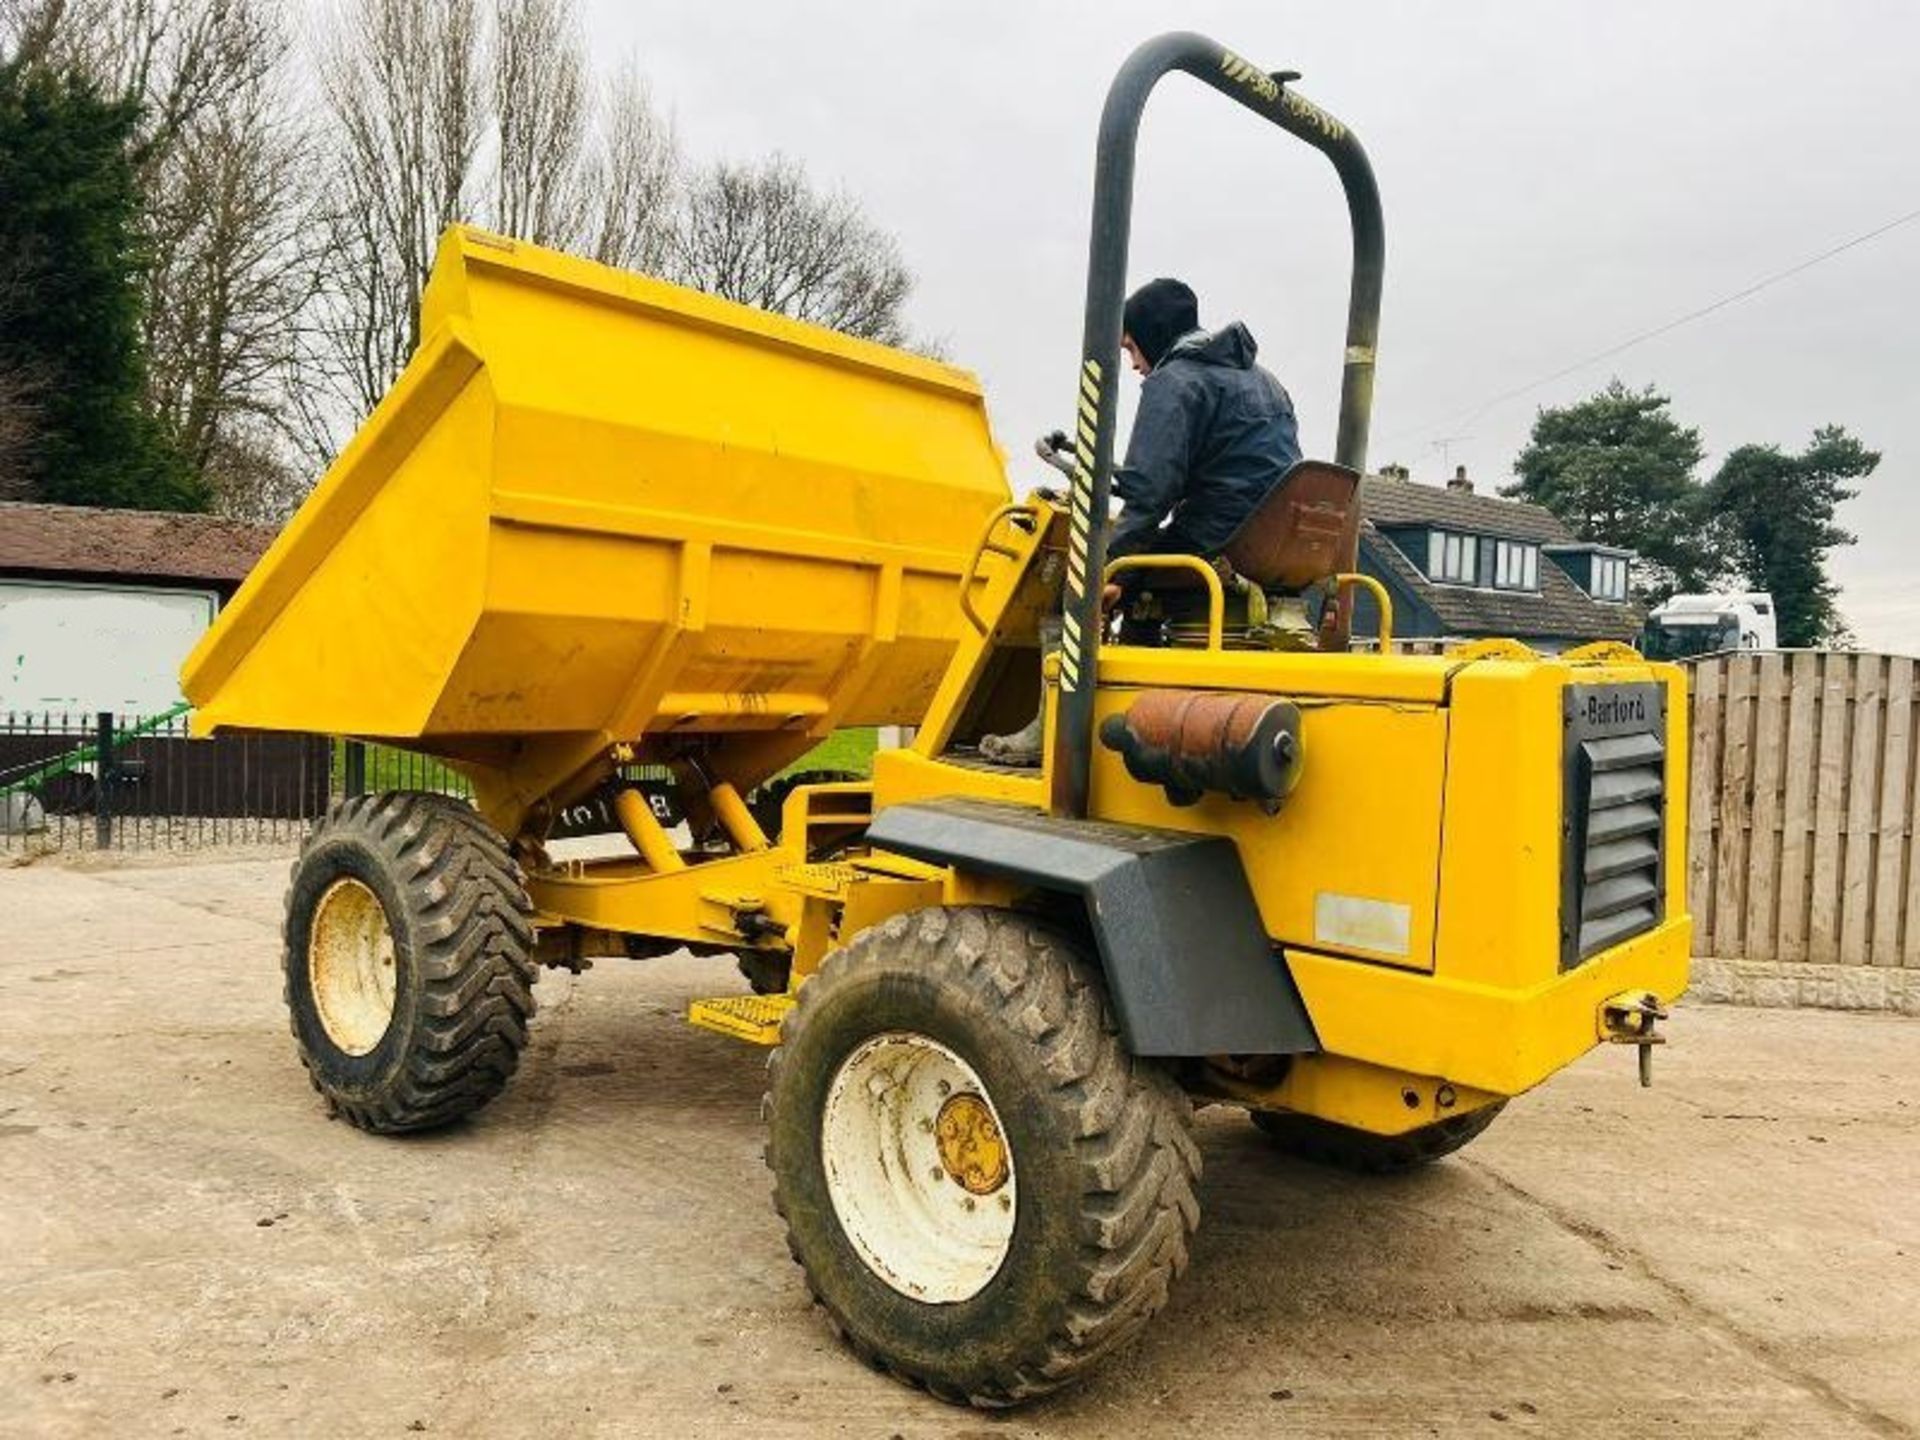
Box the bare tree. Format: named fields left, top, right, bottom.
left=8, top=0, right=925, bottom=497
left=588, top=64, right=678, bottom=273
left=5, top=0, right=317, bottom=515
left=198, top=414, right=306, bottom=519
left=295, top=0, right=680, bottom=460
left=492, top=0, right=589, bottom=248
left=669, top=154, right=914, bottom=345
left=294, top=0, right=914, bottom=464
left=0, top=0, right=65, bottom=64
left=306, top=0, right=483, bottom=433
left=145, top=73, right=318, bottom=515
left=7, top=0, right=277, bottom=157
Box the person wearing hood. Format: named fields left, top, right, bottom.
left=1108, top=276, right=1301, bottom=564
left=981, top=278, right=1302, bottom=764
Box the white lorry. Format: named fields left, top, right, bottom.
left=1641, top=592, right=1778, bottom=659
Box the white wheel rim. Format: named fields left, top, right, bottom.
left=308, top=878, right=398, bottom=1056
left=820, top=1032, right=1017, bottom=1303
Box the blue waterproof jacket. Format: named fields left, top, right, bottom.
left=1108, top=322, right=1301, bottom=560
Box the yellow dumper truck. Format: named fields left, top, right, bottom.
left=182, top=33, right=1690, bottom=1407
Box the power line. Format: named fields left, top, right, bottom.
left=1384, top=204, right=1920, bottom=451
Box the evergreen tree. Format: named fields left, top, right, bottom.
left=0, top=57, right=200, bottom=510
left=1505, top=380, right=1724, bottom=602
left=1707, top=426, right=1878, bottom=647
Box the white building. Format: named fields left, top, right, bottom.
left=0, top=501, right=278, bottom=719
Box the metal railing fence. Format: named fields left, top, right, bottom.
left=0, top=712, right=468, bottom=855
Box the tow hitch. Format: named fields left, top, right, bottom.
left=1600, top=990, right=1669, bottom=1087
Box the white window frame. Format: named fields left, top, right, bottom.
left=1591, top=554, right=1628, bottom=601
left=1425, top=530, right=1480, bottom=585
left=1493, top=540, right=1540, bottom=591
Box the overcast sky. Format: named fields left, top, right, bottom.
left=579, top=1, right=1919, bottom=650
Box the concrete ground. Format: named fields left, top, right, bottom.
left=4, top=855, right=1918, bottom=1440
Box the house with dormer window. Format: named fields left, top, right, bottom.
left=1345, top=465, right=1640, bottom=651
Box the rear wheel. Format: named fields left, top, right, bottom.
left=283, top=791, right=536, bottom=1133
left=747, top=767, right=865, bottom=849
left=766, top=906, right=1200, bottom=1407
left=1251, top=1102, right=1505, bottom=1174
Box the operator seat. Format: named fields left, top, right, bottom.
left=1120, top=459, right=1363, bottom=650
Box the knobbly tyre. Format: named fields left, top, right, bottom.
left=181, top=31, right=1689, bottom=1408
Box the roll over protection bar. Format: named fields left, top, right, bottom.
left=1050, top=32, right=1385, bottom=818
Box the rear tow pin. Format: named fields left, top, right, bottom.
left=1600, top=990, right=1669, bottom=1087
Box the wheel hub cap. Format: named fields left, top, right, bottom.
left=308, top=877, right=397, bottom=1056
left=935, top=1093, right=1009, bottom=1196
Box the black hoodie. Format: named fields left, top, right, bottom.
left=1108, top=322, right=1302, bottom=561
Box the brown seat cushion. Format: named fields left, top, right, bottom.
left=1220, top=459, right=1362, bottom=590
left=1123, top=460, right=1362, bottom=594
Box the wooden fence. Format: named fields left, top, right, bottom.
left=1687, top=651, right=1920, bottom=965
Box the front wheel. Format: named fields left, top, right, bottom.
left=765, top=906, right=1200, bottom=1407
left=1251, top=1102, right=1505, bottom=1174
left=283, top=791, right=536, bottom=1133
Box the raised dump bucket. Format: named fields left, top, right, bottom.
left=182, top=228, right=1009, bottom=821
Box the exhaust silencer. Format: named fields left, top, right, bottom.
left=1098, top=690, right=1303, bottom=814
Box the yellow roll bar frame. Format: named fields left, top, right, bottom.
left=1104, top=555, right=1226, bottom=650
left=1332, top=572, right=1393, bottom=651
left=1097, top=561, right=1394, bottom=655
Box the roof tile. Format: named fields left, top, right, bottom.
left=1361, top=475, right=1574, bottom=545
left=0, top=501, right=278, bottom=586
